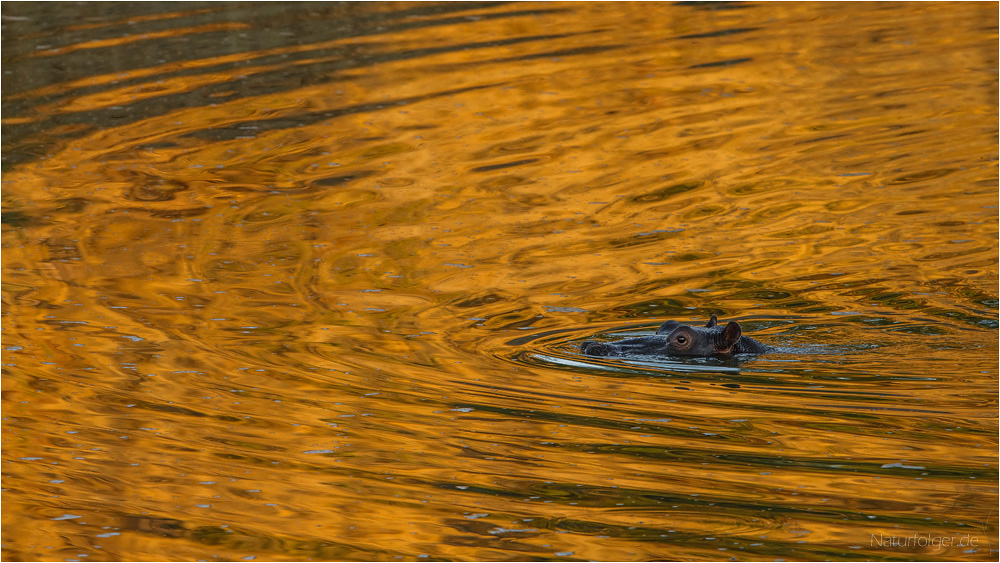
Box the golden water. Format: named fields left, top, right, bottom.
left=2, top=2, right=997, bottom=561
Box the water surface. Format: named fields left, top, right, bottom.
left=2, top=2, right=997, bottom=561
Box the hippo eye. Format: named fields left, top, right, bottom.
left=676, top=335, right=687, bottom=344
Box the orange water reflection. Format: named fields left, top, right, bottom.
left=2, top=2, right=997, bottom=561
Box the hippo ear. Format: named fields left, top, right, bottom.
left=656, top=320, right=680, bottom=335
left=719, top=321, right=742, bottom=352
left=705, top=314, right=718, bottom=328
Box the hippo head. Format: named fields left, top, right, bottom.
left=581, top=315, right=766, bottom=358
left=655, top=314, right=743, bottom=356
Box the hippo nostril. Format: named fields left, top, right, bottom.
left=581, top=341, right=611, bottom=356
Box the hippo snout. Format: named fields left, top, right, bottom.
left=580, top=341, right=611, bottom=356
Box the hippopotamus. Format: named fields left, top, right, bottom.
left=581, top=315, right=769, bottom=357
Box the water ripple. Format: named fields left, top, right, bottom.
left=3, top=2, right=996, bottom=561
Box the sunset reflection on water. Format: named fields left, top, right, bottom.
left=2, top=2, right=997, bottom=561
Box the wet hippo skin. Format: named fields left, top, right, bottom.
left=581, top=315, right=769, bottom=357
